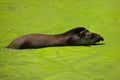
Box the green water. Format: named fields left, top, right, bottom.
left=0, top=0, right=120, bottom=80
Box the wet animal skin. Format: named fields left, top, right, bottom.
left=7, top=27, right=104, bottom=49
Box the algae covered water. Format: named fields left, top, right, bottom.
left=0, top=0, right=120, bottom=80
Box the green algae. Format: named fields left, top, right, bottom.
left=0, top=0, right=120, bottom=80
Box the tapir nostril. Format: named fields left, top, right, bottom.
left=96, top=36, right=104, bottom=42
left=101, top=37, right=104, bottom=41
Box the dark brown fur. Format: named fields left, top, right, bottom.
left=7, top=27, right=104, bottom=49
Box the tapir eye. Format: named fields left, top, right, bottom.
left=88, top=35, right=92, bottom=38
left=85, top=35, right=92, bottom=39
left=85, top=36, right=89, bottom=39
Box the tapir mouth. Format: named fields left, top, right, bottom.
left=95, top=36, right=104, bottom=42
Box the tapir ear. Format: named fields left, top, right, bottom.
left=80, top=30, right=89, bottom=36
